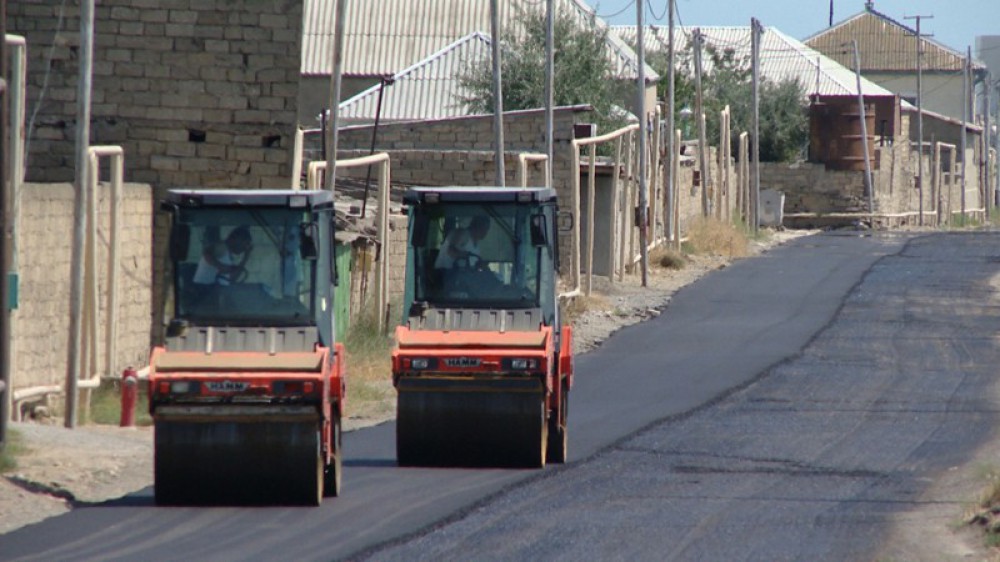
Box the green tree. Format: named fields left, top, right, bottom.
left=458, top=7, right=631, bottom=137
left=758, top=78, right=809, bottom=162
left=645, top=40, right=808, bottom=162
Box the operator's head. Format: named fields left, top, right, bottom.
left=226, top=226, right=253, bottom=253
left=470, top=216, right=490, bottom=241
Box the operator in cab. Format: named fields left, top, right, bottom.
left=193, top=226, right=254, bottom=286
left=434, top=215, right=490, bottom=270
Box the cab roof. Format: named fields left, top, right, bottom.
left=164, top=189, right=334, bottom=209
left=403, top=186, right=557, bottom=205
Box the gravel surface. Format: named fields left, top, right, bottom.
left=8, top=227, right=988, bottom=560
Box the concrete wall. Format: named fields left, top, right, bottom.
left=762, top=113, right=985, bottom=227
left=869, top=72, right=969, bottom=123
left=10, top=0, right=302, bottom=190
left=12, top=183, right=153, bottom=395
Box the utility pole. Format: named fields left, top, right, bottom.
left=983, top=72, right=990, bottom=220
left=490, top=0, right=505, bottom=187
left=829, top=0, right=834, bottom=27
left=692, top=28, right=709, bottom=217
left=66, top=0, right=96, bottom=428
left=905, top=14, right=932, bottom=226
left=961, top=46, right=969, bottom=220
left=636, top=0, right=648, bottom=286
left=324, top=0, right=347, bottom=192
left=0, top=0, right=9, bottom=448
left=995, top=79, right=999, bottom=209
left=544, top=0, right=553, bottom=189
left=751, top=18, right=763, bottom=233
left=849, top=40, right=874, bottom=218
left=665, top=0, right=675, bottom=244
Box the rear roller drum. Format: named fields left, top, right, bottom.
left=547, top=382, right=569, bottom=464
left=323, top=414, right=342, bottom=497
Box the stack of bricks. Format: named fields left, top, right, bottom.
left=11, top=0, right=302, bottom=190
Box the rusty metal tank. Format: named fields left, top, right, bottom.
left=809, top=96, right=877, bottom=171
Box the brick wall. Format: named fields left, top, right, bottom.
left=12, top=183, right=153, bottom=393
left=11, top=0, right=302, bottom=189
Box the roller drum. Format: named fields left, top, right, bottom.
left=396, top=376, right=547, bottom=468
left=154, top=406, right=323, bottom=506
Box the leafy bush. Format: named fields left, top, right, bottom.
left=458, top=6, right=632, bottom=141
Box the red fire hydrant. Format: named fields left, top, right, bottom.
left=120, top=367, right=138, bottom=427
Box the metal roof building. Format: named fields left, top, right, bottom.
left=337, top=32, right=493, bottom=124
left=301, top=0, right=656, bottom=82
left=804, top=4, right=986, bottom=73
left=610, top=25, right=903, bottom=101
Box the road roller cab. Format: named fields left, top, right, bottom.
left=393, top=187, right=573, bottom=467
left=149, top=189, right=344, bottom=505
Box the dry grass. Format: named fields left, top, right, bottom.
left=650, top=247, right=687, bottom=270
left=978, top=471, right=1000, bottom=510
left=964, top=467, right=1000, bottom=549
left=89, top=380, right=153, bottom=427
left=343, top=308, right=397, bottom=422
left=560, top=293, right=610, bottom=325
left=684, top=217, right=750, bottom=258
left=0, top=429, right=26, bottom=473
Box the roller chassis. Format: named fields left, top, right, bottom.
left=392, top=186, right=573, bottom=468
left=150, top=189, right=344, bottom=505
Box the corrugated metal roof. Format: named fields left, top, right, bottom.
left=337, top=32, right=493, bottom=124
left=610, top=25, right=901, bottom=100
left=301, top=0, right=657, bottom=81
left=803, top=8, right=986, bottom=72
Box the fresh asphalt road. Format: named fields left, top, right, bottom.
left=5, top=231, right=1000, bottom=561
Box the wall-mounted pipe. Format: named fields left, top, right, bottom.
left=516, top=153, right=548, bottom=188
left=306, top=154, right=392, bottom=333
left=291, top=127, right=305, bottom=189
left=291, top=127, right=321, bottom=190
left=89, top=146, right=124, bottom=381
left=560, top=123, right=639, bottom=300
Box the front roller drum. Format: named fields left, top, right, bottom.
left=396, top=377, right=547, bottom=468
left=154, top=407, right=323, bottom=506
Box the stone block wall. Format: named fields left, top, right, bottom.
left=12, top=183, right=153, bottom=393
left=331, top=107, right=595, bottom=276
left=763, top=112, right=984, bottom=227
left=10, top=0, right=302, bottom=189
left=11, top=0, right=306, bottom=344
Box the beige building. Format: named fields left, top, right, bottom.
left=805, top=2, right=987, bottom=123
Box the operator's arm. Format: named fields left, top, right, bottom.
left=200, top=244, right=228, bottom=270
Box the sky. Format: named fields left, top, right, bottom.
left=590, top=0, right=998, bottom=56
